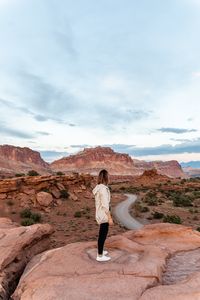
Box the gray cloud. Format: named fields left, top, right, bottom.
left=170, top=138, right=191, bottom=142
left=63, top=139, right=200, bottom=157
left=34, top=115, right=49, bottom=122
left=18, top=72, right=77, bottom=117
left=157, top=127, right=197, bottom=134
left=0, top=123, right=35, bottom=139
left=36, top=131, right=50, bottom=136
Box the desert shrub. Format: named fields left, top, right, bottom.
left=20, top=209, right=42, bottom=225
left=193, top=216, right=199, bottom=221
left=56, top=171, right=65, bottom=175
left=146, top=197, right=158, bottom=206
left=20, top=208, right=32, bottom=218
left=135, top=202, right=149, bottom=212
left=193, top=191, right=200, bottom=198
left=41, top=188, right=50, bottom=193
left=27, top=170, right=39, bottom=176
left=196, top=227, right=200, bottom=232
left=21, top=218, right=35, bottom=226
left=31, top=212, right=41, bottom=222
left=60, top=189, right=69, bottom=199
left=145, top=191, right=157, bottom=198
left=74, top=211, right=82, bottom=218
left=163, top=214, right=182, bottom=224
left=172, top=195, right=193, bottom=207
left=152, top=211, right=164, bottom=219
left=15, top=173, right=25, bottom=177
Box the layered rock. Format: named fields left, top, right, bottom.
left=51, top=146, right=185, bottom=178
left=0, top=173, right=93, bottom=210
left=0, top=145, right=50, bottom=177
left=12, top=223, right=200, bottom=300
left=0, top=218, right=53, bottom=299
left=51, top=146, right=135, bottom=175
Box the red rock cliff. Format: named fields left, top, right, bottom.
left=0, top=145, right=49, bottom=175
left=51, top=146, right=185, bottom=178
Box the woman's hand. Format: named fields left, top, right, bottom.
left=108, top=216, right=114, bottom=226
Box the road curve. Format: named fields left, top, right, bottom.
left=114, top=193, right=143, bottom=230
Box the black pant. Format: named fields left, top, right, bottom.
left=98, top=222, right=109, bottom=255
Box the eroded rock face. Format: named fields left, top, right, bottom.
left=0, top=145, right=50, bottom=176
left=0, top=218, right=53, bottom=299
left=51, top=146, right=185, bottom=178
left=12, top=223, right=200, bottom=300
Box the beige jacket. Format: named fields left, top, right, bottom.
left=92, top=184, right=110, bottom=225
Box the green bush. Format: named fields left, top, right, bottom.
left=146, top=197, right=158, bottom=206
left=27, top=170, right=39, bottom=176
left=74, top=211, right=82, bottom=218
left=20, top=209, right=42, bottom=225
left=196, top=227, right=200, bottom=232
left=152, top=211, right=164, bottom=219
left=20, top=208, right=32, bottom=218
left=60, top=189, right=69, bottom=199
left=56, top=171, right=65, bottom=175
left=31, top=212, right=41, bottom=222
left=163, top=214, right=182, bottom=224
left=21, top=218, right=35, bottom=226
left=173, top=195, right=193, bottom=207
left=15, top=173, right=25, bottom=177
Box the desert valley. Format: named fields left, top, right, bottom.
left=0, top=144, right=200, bottom=299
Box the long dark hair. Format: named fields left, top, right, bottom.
left=97, top=169, right=109, bottom=185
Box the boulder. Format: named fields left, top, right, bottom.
left=69, top=192, right=78, bottom=201
left=0, top=218, right=53, bottom=299
left=36, top=192, right=53, bottom=207
left=50, top=188, right=60, bottom=199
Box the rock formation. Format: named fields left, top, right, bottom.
left=0, top=173, right=93, bottom=211
left=51, top=146, right=185, bottom=178
left=0, top=145, right=50, bottom=177
left=11, top=223, right=200, bottom=300
left=0, top=218, right=53, bottom=299
left=0, top=144, right=185, bottom=178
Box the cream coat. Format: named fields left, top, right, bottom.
left=92, top=184, right=110, bottom=225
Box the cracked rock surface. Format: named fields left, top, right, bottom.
left=12, top=223, right=200, bottom=300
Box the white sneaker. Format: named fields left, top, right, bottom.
left=96, top=255, right=111, bottom=262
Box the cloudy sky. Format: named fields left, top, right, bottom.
left=0, top=0, right=200, bottom=164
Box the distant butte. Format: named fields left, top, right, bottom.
left=51, top=146, right=185, bottom=178
left=0, top=144, right=186, bottom=178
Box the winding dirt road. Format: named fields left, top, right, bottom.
left=114, top=193, right=143, bottom=230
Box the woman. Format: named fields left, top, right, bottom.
left=92, top=169, right=114, bottom=262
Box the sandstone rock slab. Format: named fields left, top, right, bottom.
left=0, top=218, right=53, bottom=299
left=12, top=223, right=200, bottom=300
